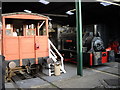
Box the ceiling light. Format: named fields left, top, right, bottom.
left=96, top=0, right=120, bottom=6
left=69, top=9, right=76, bottom=12
left=113, top=0, right=120, bottom=2
left=66, top=11, right=74, bottom=15
left=100, top=2, right=111, bottom=6
left=42, top=13, right=68, bottom=17
left=39, top=0, right=50, bottom=5
left=96, top=0, right=103, bottom=1
left=24, top=10, right=32, bottom=13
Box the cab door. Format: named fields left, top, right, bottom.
left=19, top=24, right=36, bottom=65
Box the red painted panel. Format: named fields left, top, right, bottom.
left=19, top=36, right=35, bottom=59
left=37, top=52, right=49, bottom=57
left=102, top=52, right=108, bottom=63
left=90, top=53, right=93, bottom=66
left=3, top=37, right=19, bottom=60
left=35, top=36, right=49, bottom=57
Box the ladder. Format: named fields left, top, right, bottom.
left=48, top=39, right=66, bottom=76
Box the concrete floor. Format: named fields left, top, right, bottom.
left=5, top=61, right=120, bottom=89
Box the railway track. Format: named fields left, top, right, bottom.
left=9, top=64, right=119, bottom=89
left=10, top=71, right=62, bottom=89
left=35, top=73, right=62, bottom=89
left=11, top=78, right=22, bottom=90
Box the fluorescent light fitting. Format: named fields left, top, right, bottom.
left=96, top=0, right=103, bottom=1
left=39, top=0, right=50, bottom=5
left=66, top=11, right=74, bottom=15
left=69, top=9, right=76, bottom=12
left=96, top=0, right=120, bottom=6
left=100, top=2, right=111, bottom=6
left=113, top=0, right=120, bottom=2
left=24, top=10, right=32, bottom=13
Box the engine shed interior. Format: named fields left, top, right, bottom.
left=1, top=1, right=120, bottom=88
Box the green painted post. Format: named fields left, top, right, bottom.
left=75, top=0, right=83, bottom=76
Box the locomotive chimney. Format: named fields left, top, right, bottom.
left=94, top=24, right=97, bottom=36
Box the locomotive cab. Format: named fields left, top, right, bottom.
left=0, top=12, right=66, bottom=81
left=1, top=12, right=49, bottom=67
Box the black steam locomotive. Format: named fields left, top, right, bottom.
left=58, top=24, right=115, bottom=66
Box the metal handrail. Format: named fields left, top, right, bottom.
left=48, top=39, right=66, bottom=73
left=50, top=49, right=57, bottom=59
left=48, top=39, right=63, bottom=60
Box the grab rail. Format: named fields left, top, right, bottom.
left=48, top=39, right=66, bottom=74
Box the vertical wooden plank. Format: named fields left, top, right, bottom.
left=19, top=36, right=22, bottom=66
left=35, top=36, right=38, bottom=64
left=37, top=23, right=39, bottom=36
left=46, top=19, right=48, bottom=37
left=11, top=24, right=13, bottom=36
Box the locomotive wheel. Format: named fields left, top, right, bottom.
left=30, top=64, right=41, bottom=75
left=5, top=67, right=10, bottom=82
left=5, top=61, right=17, bottom=82
left=5, top=67, right=15, bottom=82
left=26, top=66, right=31, bottom=74
left=36, top=64, right=42, bottom=73
left=26, top=64, right=41, bottom=75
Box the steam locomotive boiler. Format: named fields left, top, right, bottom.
left=58, top=24, right=115, bottom=66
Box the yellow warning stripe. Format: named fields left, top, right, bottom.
left=91, top=68, right=120, bottom=78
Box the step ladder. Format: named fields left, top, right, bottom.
left=45, top=39, right=66, bottom=76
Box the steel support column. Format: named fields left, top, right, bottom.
left=75, top=0, right=83, bottom=76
